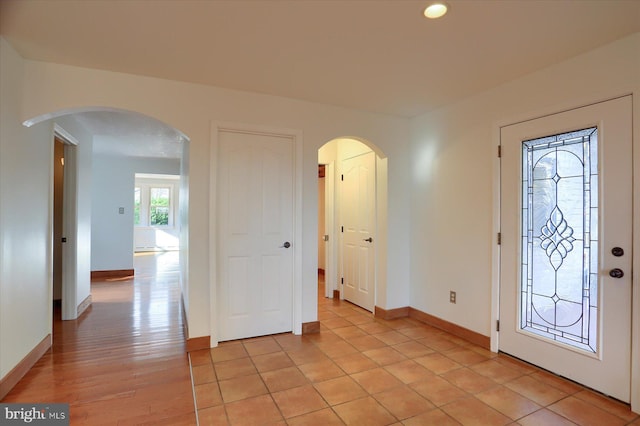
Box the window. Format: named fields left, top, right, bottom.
left=150, top=187, right=170, bottom=226
left=134, top=187, right=141, bottom=225
left=134, top=178, right=177, bottom=227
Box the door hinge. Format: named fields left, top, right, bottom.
left=341, top=174, right=344, bottom=181
left=323, top=234, right=329, bottom=242
left=341, top=226, right=344, bottom=233
left=341, top=277, right=344, bottom=284
left=497, top=232, right=501, bottom=245
left=496, top=320, right=500, bottom=332
left=497, top=145, right=502, bottom=158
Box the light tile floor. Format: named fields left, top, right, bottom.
left=190, top=280, right=640, bottom=425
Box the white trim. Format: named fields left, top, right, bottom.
left=492, top=93, right=638, bottom=412
left=490, top=124, right=501, bottom=353
left=54, top=123, right=79, bottom=146
left=47, top=129, right=55, bottom=331
left=630, top=93, right=639, bottom=414
left=323, top=161, right=336, bottom=299
left=209, top=123, right=219, bottom=347
left=209, top=122, right=303, bottom=347
left=136, top=173, right=179, bottom=180
left=53, top=124, right=79, bottom=321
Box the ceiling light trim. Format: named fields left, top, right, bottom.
left=424, top=2, right=449, bottom=19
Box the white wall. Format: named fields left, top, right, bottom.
left=0, top=38, right=53, bottom=380
left=0, top=36, right=95, bottom=383
left=18, top=55, right=411, bottom=339
left=409, top=33, right=640, bottom=339
left=91, top=151, right=179, bottom=271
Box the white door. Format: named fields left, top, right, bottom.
left=341, top=151, right=376, bottom=312
left=218, top=130, right=294, bottom=341
left=499, top=96, right=632, bottom=402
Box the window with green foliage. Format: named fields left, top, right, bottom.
left=134, top=187, right=141, bottom=225
left=134, top=181, right=175, bottom=228
left=150, top=188, right=170, bottom=226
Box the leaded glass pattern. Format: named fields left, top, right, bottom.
left=520, top=127, right=598, bottom=353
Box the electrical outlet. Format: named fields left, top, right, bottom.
left=449, top=291, right=456, bottom=304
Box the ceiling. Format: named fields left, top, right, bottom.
left=2, top=0, right=639, bottom=157
left=74, top=111, right=185, bottom=159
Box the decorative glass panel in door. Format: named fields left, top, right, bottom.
left=520, top=128, right=597, bottom=353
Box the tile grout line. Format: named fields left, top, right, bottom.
left=187, top=353, right=200, bottom=426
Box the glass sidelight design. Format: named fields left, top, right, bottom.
left=520, top=127, right=598, bottom=353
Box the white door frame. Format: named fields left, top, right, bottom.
left=491, top=93, right=639, bottom=412
left=53, top=124, right=79, bottom=321
left=323, top=161, right=336, bottom=299
left=209, top=122, right=303, bottom=347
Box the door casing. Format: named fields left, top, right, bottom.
left=323, top=161, right=336, bottom=299
left=53, top=124, right=79, bottom=322
left=209, top=122, right=303, bottom=347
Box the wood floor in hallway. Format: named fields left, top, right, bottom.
left=2, top=252, right=197, bottom=425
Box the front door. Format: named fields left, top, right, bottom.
left=499, top=96, right=632, bottom=402
left=217, top=129, right=294, bottom=341
left=341, top=151, right=376, bottom=312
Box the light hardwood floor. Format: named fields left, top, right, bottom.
left=2, top=252, right=196, bottom=425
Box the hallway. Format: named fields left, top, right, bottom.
left=2, top=252, right=196, bottom=425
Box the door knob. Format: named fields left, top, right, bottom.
left=280, top=242, right=291, bottom=248
left=363, top=237, right=373, bottom=243
left=609, top=268, right=624, bottom=278
left=611, top=247, right=624, bottom=257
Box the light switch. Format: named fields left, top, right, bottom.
left=119, top=207, right=125, bottom=214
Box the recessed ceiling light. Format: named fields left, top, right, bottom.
left=424, top=2, right=448, bottom=19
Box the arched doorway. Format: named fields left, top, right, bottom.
left=24, top=107, right=190, bottom=322
left=318, top=137, right=388, bottom=313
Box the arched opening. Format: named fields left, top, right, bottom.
left=23, top=107, right=190, bottom=328
left=318, top=137, right=388, bottom=313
